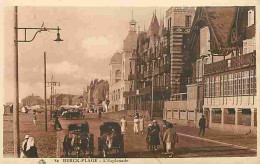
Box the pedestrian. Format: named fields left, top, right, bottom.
left=25, top=137, right=39, bottom=158
left=120, top=116, right=127, bottom=135
left=135, top=111, right=139, bottom=118
left=33, top=114, right=37, bottom=125
left=198, top=115, right=206, bottom=136
left=139, top=115, right=144, bottom=135
left=160, top=120, right=168, bottom=154
left=98, top=110, right=102, bottom=120
left=146, top=123, right=153, bottom=150
left=54, top=116, right=63, bottom=130
left=150, top=120, right=160, bottom=150
left=133, top=116, right=139, bottom=134
left=20, top=134, right=30, bottom=158
left=163, top=123, right=177, bottom=157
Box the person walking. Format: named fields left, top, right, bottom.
left=54, top=116, right=63, bottom=130
left=160, top=120, right=168, bottom=154
left=150, top=120, right=160, bottom=150
left=120, top=116, right=127, bottom=135
left=198, top=115, right=206, bottom=136
left=133, top=116, right=140, bottom=134
left=146, top=123, right=153, bottom=150
left=163, top=123, right=177, bottom=157
left=21, top=135, right=30, bottom=158
left=139, top=115, right=144, bottom=135
left=25, top=137, right=39, bottom=158
left=33, top=114, right=37, bottom=126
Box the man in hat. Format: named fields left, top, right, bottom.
left=133, top=116, right=140, bottom=134
left=198, top=115, right=206, bottom=136
left=146, top=123, right=153, bottom=150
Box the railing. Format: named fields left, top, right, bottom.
left=171, top=93, right=187, bottom=101
left=204, top=51, right=256, bottom=75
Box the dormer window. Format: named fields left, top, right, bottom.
left=248, top=9, right=255, bottom=27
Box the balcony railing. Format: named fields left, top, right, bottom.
left=204, top=51, right=256, bottom=75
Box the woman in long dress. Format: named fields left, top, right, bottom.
left=25, top=137, right=39, bottom=158
left=120, top=116, right=127, bottom=135
left=133, top=116, right=139, bottom=134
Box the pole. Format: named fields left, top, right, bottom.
left=44, top=52, right=47, bottom=132
left=151, top=71, right=154, bottom=120
left=50, top=76, right=53, bottom=119
left=14, top=6, right=20, bottom=157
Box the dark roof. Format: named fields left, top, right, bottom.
left=205, top=7, right=237, bottom=47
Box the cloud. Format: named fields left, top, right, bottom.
left=81, top=36, right=121, bottom=59
left=47, top=61, right=80, bottom=75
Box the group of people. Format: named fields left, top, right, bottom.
left=146, top=120, right=178, bottom=157
left=133, top=115, right=145, bottom=134
left=21, top=135, right=38, bottom=158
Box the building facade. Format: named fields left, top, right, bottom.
left=109, top=16, right=137, bottom=112
left=164, top=7, right=256, bottom=134
left=124, top=7, right=195, bottom=118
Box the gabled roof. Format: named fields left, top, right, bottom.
left=148, top=13, right=160, bottom=37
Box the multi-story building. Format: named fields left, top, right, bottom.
left=124, top=7, right=195, bottom=118
left=164, top=7, right=256, bottom=134
left=109, top=15, right=137, bottom=112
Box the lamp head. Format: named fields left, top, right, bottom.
left=54, top=32, right=63, bottom=42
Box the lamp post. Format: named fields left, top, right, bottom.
left=13, top=6, right=63, bottom=157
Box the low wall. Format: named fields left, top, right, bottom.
left=210, top=123, right=257, bottom=135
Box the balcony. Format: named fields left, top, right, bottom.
left=204, top=51, right=256, bottom=75
left=123, top=90, right=136, bottom=97
left=139, top=86, right=165, bottom=95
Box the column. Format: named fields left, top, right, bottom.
left=186, top=110, right=189, bottom=121
left=178, top=109, right=180, bottom=120
left=235, top=108, right=238, bottom=126
left=221, top=108, right=225, bottom=126
left=251, top=108, right=255, bottom=128
left=194, top=109, right=197, bottom=123
left=209, top=108, right=212, bottom=127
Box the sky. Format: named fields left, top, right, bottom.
left=4, top=6, right=168, bottom=103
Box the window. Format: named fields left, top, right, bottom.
left=238, top=72, right=242, bottom=95
left=205, top=78, right=209, bottom=97
left=215, top=76, right=220, bottom=97
left=210, top=76, right=214, bottom=97
left=185, top=15, right=192, bottom=27
left=242, top=71, right=250, bottom=95
left=228, top=74, right=233, bottom=96
left=248, top=9, right=255, bottom=27
left=234, top=73, right=238, bottom=96
left=224, top=74, right=228, bottom=96
left=168, top=18, right=172, bottom=29
left=250, top=70, right=256, bottom=95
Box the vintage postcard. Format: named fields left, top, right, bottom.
left=0, top=0, right=259, bottom=164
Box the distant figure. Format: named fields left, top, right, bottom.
left=133, top=116, right=140, bottom=134
left=135, top=112, right=139, bottom=118
left=139, top=116, right=144, bottom=135
left=98, top=110, right=102, bottom=120
left=198, top=115, right=206, bottom=136
left=163, top=123, right=177, bottom=157
left=21, top=135, right=30, bottom=158
left=120, top=116, right=127, bottom=135
left=54, top=116, right=63, bottom=130
left=25, top=137, right=39, bottom=158
left=150, top=120, right=160, bottom=150
left=33, top=115, right=37, bottom=126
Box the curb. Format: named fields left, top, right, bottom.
left=177, top=133, right=257, bottom=152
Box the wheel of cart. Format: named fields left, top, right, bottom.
left=98, top=122, right=124, bottom=157
left=56, top=120, right=94, bottom=158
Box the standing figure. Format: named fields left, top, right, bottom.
left=98, top=110, right=102, bottom=120
left=160, top=120, right=168, bottom=154
left=146, top=123, right=153, bottom=150
left=120, top=116, right=127, bottom=135
left=21, top=135, right=30, bottom=158
left=139, top=115, right=144, bottom=135
left=54, top=116, right=63, bottom=130
left=33, top=114, right=37, bottom=126
left=133, top=116, right=140, bottom=134
left=163, top=123, right=177, bottom=157
left=150, top=120, right=160, bottom=150
left=198, top=115, right=206, bottom=136
left=25, top=137, right=39, bottom=158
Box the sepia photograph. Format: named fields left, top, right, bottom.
left=1, top=0, right=258, bottom=162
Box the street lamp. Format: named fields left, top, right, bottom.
left=13, top=6, right=63, bottom=157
